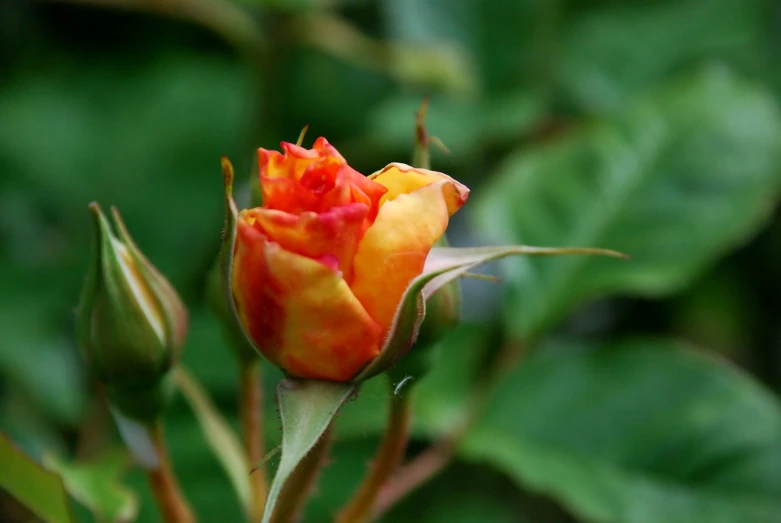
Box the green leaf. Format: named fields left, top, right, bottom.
left=558, top=0, right=768, bottom=111
left=0, top=433, right=74, bottom=523
left=44, top=450, right=139, bottom=523
left=174, top=366, right=251, bottom=518
left=262, top=379, right=356, bottom=523
left=460, top=339, right=781, bottom=523
left=473, top=67, right=781, bottom=339
left=353, top=245, right=624, bottom=382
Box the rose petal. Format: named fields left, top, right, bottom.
left=370, top=163, right=468, bottom=213
left=233, top=221, right=382, bottom=381
left=350, top=178, right=469, bottom=332
left=242, top=203, right=369, bottom=277
left=259, top=138, right=387, bottom=217
left=260, top=176, right=320, bottom=214
left=260, top=142, right=319, bottom=181
left=311, top=136, right=346, bottom=162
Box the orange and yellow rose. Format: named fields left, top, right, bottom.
left=232, top=137, right=468, bottom=381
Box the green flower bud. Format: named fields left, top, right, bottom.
left=77, top=203, right=188, bottom=423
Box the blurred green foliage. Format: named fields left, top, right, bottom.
left=3, top=0, right=781, bottom=521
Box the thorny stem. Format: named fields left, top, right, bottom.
left=147, top=423, right=196, bottom=523
left=269, top=427, right=333, bottom=523
left=372, top=340, right=528, bottom=518
left=336, top=394, right=412, bottom=523
left=240, top=361, right=267, bottom=521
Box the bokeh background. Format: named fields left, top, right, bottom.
left=3, top=0, right=781, bottom=521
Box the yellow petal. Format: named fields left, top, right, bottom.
left=232, top=223, right=382, bottom=381
left=370, top=163, right=466, bottom=213
left=349, top=178, right=468, bottom=332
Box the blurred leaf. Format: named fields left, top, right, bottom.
left=292, top=13, right=476, bottom=96
left=381, top=0, right=548, bottom=92
left=410, top=323, right=492, bottom=437
left=558, top=0, right=768, bottom=111
left=474, top=66, right=781, bottom=339
left=0, top=51, right=253, bottom=289
left=174, top=366, right=252, bottom=517
left=381, top=0, right=477, bottom=47
left=371, top=0, right=550, bottom=160
left=461, top=339, right=781, bottom=523
left=44, top=449, right=139, bottom=523
left=672, top=268, right=757, bottom=356
left=0, top=433, right=74, bottom=523
left=0, top=309, right=87, bottom=426
left=0, top=389, right=67, bottom=460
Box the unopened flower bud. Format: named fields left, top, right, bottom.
left=77, top=203, right=188, bottom=422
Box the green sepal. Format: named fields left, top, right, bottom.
left=386, top=236, right=459, bottom=389
left=111, top=207, right=188, bottom=367
left=220, top=158, right=260, bottom=363
left=353, top=245, right=626, bottom=382
left=262, top=379, right=356, bottom=523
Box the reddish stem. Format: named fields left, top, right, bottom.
left=147, top=423, right=196, bottom=523
left=240, top=362, right=267, bottom=520
left=337, top=395, right=412, bottom=523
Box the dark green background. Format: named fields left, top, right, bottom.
left=3, top=0, right=781, bottom=521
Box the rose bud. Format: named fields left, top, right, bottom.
left=230, top=137, right=468, bottom=381
left=77, top=203, right=188, bottom=422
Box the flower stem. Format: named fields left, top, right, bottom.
left=269, top=427, right=333, bottom=523
left=373, top=438, right=454, bottom=517
left=372, top=340, right=529, bottom=518
left=147, top=423, right=196, bottom=523
left=337, top=393, right=412, bottom=523
left=240, top=361, right=267, bottom=520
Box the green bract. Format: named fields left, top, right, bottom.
left=77, top=203, right=188, bottom=423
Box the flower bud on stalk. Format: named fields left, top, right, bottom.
left=228, top=137, right=469, bottom=382
left=77, top=203, right=188, bottom=424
